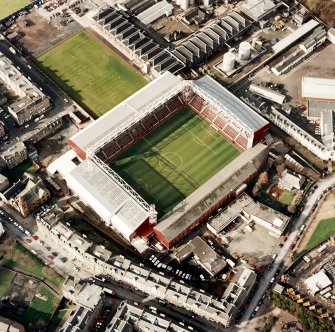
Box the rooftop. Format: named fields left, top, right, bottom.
left=175, top=236, right=227, bottom=276
left=304, top=270, right=332, bottom=294
left=76, top=283, right=103, bottom=310
left=209, top=193, right=289, bottom=233
left=154, top=144, right=269, bottom=243
left=66, top=158, right=149, bottom=240
left=302, top=76, right=335, bottom=101
left=240, top=0, right=276, bottom=21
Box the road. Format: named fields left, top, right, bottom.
left=92, top=278, right=219, bottom=332
left=237, top=173, right=335, bottom=328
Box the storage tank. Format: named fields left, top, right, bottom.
left=176, top=0, right=182, bottom=5
left=190, top=0, right=195, bottom=5
left=239, top=41, right=251, bottom=60
left=222, top=52, right=235, bottom=71
left=180, top=0, right=190, bottom=10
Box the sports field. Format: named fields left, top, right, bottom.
left=37, top=30, right=147, bottom=118
left=111, top=108, right=240, bottom=217
left=0, top=0, right=29, bottom=19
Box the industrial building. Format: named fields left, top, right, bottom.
left=302, top=77, right=335, bottom=101
left=249, top=84, right=286, bottom=104
left=272, top=25, right=327, bottom=76
left=93, top=7, right=184, bottom=77
left=62, top=72, right=269, bottom=247
left=272, top=19, right=320, bottom=55
left=207, top=193, right=290, bottom=238
left=240, top=0, right=278, bottom=21
left=173, top=11, right=253, bottom=67
left=0, top=52, right=50, bottom=125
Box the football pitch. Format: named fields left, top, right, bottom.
left=37, top=30, right=147, bottom=118
left=111, top=108, right=240, bottom=217
left=0, top=0, right=29, bottom=19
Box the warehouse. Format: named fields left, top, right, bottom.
left=302, top=77, right=335, bottom=101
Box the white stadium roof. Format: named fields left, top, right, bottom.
left=193, top=76, right=268, bottom=132
left=70, top=72, right=183, bottom=153
left=302, top=77, right=335, bottom=101
left=66, top=158, right=149, bottom=240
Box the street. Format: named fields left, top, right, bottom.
left=237, top=173, right=335, bottom=329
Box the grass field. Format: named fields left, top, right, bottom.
left=111, top=108, right=240, bottom=217
left=23, top=286, right=60, bottom=331
left=0, top=268, right=15, bottom=298
left=37, top=30, right=147, bottom=118
left=0, top=242, right=64, bottom=289
left=46, top=299, right=71, bottom=332
left=0, top=0, right=29, bottom=19
left=304, top=217, right=335, bottom=252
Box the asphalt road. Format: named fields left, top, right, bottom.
left=0, top=40, right=66, bottom=110
left=237, top=173, right=335, bottom=329
left=92, top=278, right=222, bottom=332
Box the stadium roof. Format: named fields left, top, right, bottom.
left=302, top=77, right=335, bottom=101
left=193, top=76, right=268, bottom=132
left=66, top=158, right=149, bottom=240
left=154, top=143, right=269, bottom=244
left=69, top=72, right=183, bottom=154
left=272, top=19, right=319, bottom=54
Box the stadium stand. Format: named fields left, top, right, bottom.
left=66, top=72, right=269, bottom=245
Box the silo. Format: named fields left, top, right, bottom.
left=239, top=42, right=251, bottom=60
left=180, top=0, right=190, bottom=10
left=176, top=0, right=182, bottom=5
left=190, top=0, right=195, bottom=5
left=222, top=52, right=235, bottom=71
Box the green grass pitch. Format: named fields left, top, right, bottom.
left=111, top=108, right=241, bottom=217
left=37, top=30, right=147, bottom=118
left=0, top=0, right=29, bottom=19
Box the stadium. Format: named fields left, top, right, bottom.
left=66, top=73, right=269, bottom=249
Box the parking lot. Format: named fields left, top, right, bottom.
left=223, top=223, right=280, bottom=268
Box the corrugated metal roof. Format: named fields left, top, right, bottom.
left=272, top=19, right=319, bottom=54
left=302, top=77, right=335, bottom=101
left=154, top=144, right=269, bottom=242
left=66, top=158, right=149, bottom=239
left=194, top=76, right=268, bottom=132
left=137, top=0, right=173, bottom=25
left=70, top=72, right=183, bottom=152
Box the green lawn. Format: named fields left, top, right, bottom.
left=37, top=30, right=147, bottom=118
left=0, top=268, right=15, bottom=298
left=279, top=190, right=295, bottom=205
left=3, top=159, right=36, bottom=183
left=111, top=108, right=240, bottom=217
left=23, top=286, right=60, bottom=331
left=304, top=217, right=335, bottom=252
left=0, top=0, right=29, bottom=19
left=46, top=299, right=70, bottom=332
left=0, top=242, right=64, bottom=289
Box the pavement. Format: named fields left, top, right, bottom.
left=237, top=172, right=335, bottom=329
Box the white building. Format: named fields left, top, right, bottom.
left=278, top=169, right=305, bottom=191
left=304, top=270, right=332, bottom=295
left=302, top=77, right=335, bottom=101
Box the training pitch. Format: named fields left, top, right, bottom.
left=111, top=108, right=240, bottom=217
left=37, top=30, right=147, bottom=118
left=0, top=0, right=29, bottom=19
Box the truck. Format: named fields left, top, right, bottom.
left=9, top=47, right=16, bottom=54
